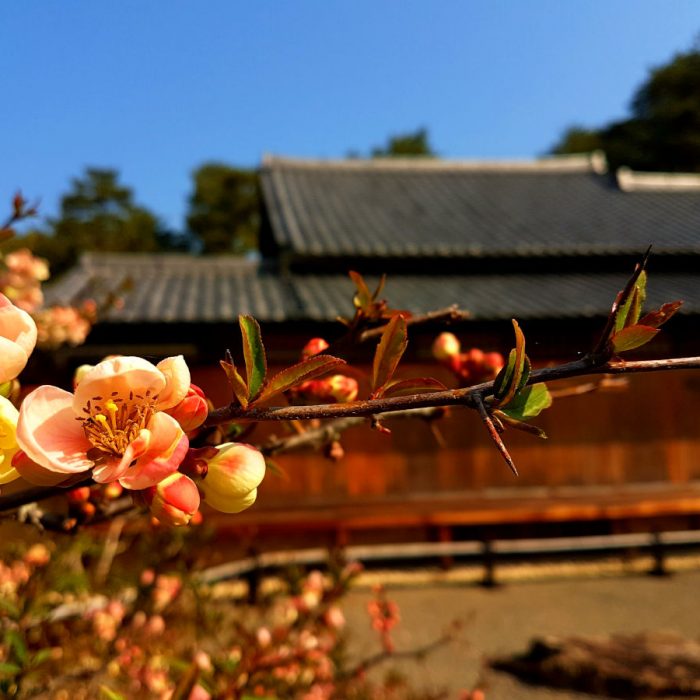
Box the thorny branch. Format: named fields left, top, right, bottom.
left=1, top=357, right=698, bottom=516
left=205, top=356, right=700, bottom=426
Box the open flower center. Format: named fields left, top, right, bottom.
left=77, top=390, right=158, bottom=456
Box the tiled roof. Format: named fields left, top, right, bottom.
left=46, top=254, right=297, bottom=323
left=46, top=254, right=698, bottom=323
left=260, top=155, right=700, bottom=259
left=292, top=272, right=697, bottom=321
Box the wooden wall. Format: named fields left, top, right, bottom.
left=192, top=366, right=700, bottom=509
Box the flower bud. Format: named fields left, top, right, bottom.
left=67, top=486, right=91, bottom=504
left=165, top=384, right=208, bottom=433
left=325, top=375, right=358, bottom=403
left=301, top=337, right=329, bottom=359
left=199, top=443, right=265, bottom=514
left=432, top=332, right=461, bottom=361
left=144, top=472, right=200, bottom=527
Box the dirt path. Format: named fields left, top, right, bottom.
left=341, top=560, right=700, bottom=699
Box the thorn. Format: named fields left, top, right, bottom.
left=474, top=395, right=518, bottom=476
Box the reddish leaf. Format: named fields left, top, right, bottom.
left=239, top=315, right=267, bottom=401
left=611, top=324, right=659, bottom=353
left=380, top=376, right=447, bottom=398
left=495, top=411, right=548, bottom=439
left=371, top=314, right=408, bottom=394
left=220, top=355, right=249, bottom=410
left=349, top=270, right=373, bottom=310
left=258, top=355, right=347, bottom=402
left=372, top=274, right=387, bottom=301
left=638, top=300, right=683, bottom=329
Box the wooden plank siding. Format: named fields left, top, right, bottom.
left=191, top=368, right=700, bottom=510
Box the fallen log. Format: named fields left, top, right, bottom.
left=490, top=631, right=700, bottom=698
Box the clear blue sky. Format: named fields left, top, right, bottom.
left=3, top=1, right=699, bottom=231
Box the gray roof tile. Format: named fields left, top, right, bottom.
left=47, top=254, right=698, bottom=324
left=260, top=157, right=700, bottom=258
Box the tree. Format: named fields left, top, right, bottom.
left=187, top=163, right=261, bottom=254
left=15, top=168, right=177, bottom=276
left=551, top=47, right=700, bottom=172
left=371, top=127, right=436, bottom=157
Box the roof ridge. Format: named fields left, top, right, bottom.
left=262, top=151, right=608, bottom=174
left=617, top=167, right=700, bottom=192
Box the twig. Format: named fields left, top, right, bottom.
left=474, top=394, right=518, bottom=476
left=95, top=516, right=126, bottom=586
left=357, top=305, right=470, bottom=344
left=260, top=407, right=445, bottom=456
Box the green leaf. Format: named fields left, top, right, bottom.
left=380, top=376, right=447, bottom=398
left=30, top=648, right=54, bottom=668
left=371, top=314, right=408, bottom=394
left=494, top=320, right=526, bottom=406
left=258, top=355, right=346, bottom=402
left=0, top=662, right=21, bottom=676
left=5, top=630, right=27, bottom=665
left=265, top=458, right=288, bottom=480
left=0, top=597, right=21, bottom=619
left=220, top=356, right=249, bottom=410
left=239, top=315, right=267, bottom=401
left=500, top=383, right=552, bottom=420
left=615, top=270, right=647, bottom=332
left=493, top=348, right=516, bottom=400
left=99, top=686, right=128, bottom=700
left=638, top=300, right=683, bottom=329
left=611, top=324, right=659, bottom=353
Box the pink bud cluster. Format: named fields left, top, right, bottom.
left=290, top=338, right=359, bottom=404
left=0, top=248, right=49, bottom=313
left=34, top=305, right=92, bottom=349
left=432, top=332, right=504, bottom=386
left=367, top=584, right=401, bottom=654
left=0, top=544, right=50, bottom=601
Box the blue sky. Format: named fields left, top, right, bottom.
left=3, top=1, right=699, bottom=231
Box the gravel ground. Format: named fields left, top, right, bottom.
left=340, top=556, right=700, bottom=699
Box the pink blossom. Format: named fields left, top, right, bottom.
left=16, top=355, right=190, bottom=489
left=0, top=293, right=37, bottom=384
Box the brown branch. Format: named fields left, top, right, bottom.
left=1, top=356, right=698, bottom=516
left=260, top=407, right=445, bottom=456
left=205, top=356, right=700, bottom=426
left=357, top=305, right=470, bottom=344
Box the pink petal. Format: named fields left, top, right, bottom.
left=16, top=386, right=94, bottom=474
left=92, top=428, right=152, bottom=484
left=118, top=412, right=189, bottom=490
left=155, top=356, right=190, bottom=410
left=12, top=450, right=71, bottom=486
left=73, top=356, right=166, bottom=415
left=0, top=299, right=37, bottom=383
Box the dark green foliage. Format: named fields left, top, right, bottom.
left=552, top=47, right=700, bottom=172
left=12, top=168, right=179, bottom=276
left=187, top=163, right=260, bottom=254
left=371, top=127, right=435, bottom=157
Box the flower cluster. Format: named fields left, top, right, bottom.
left=432, top=332, right=504, bottom=386
left=0, top=291, right=265, bottom=525
left=0, top=248, right=49, bottom=313
left=288, top=337, right=359, bottom=404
